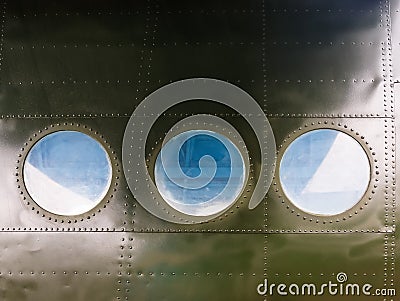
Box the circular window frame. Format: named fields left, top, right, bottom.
left=144, top=115, right=257, bottom=223
left=274, top=121, right=377, bottom=223
left=17, top=122, right=120, bottom=223
left=154, top=129, right=247, bottom=217
left=122, top=78, right=276, bottom=224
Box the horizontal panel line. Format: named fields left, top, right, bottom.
left=0, top=114, right=392, bottom=119
left=9, top=9, right=381, bottom=18
left=0, top=229, right=392, bottom=234
left=5, top=41, right=383, bottom=50
left=10, top=9, right=259, bottom=19
left=4, top=79, right=379, bottom=85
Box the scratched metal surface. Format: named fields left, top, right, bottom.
left=0, top=0, right=397, bottom=300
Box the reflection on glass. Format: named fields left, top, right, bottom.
left=23, top=131, right=112, bottom=216
left=155, top=130, right=245, bottom=216
left=279, top=129, right=370, bottom=215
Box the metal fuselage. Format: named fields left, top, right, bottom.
left=0, top=1, right=399, bottom=301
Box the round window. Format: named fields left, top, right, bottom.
left=23, top=131, right=112, bottom=216
left=154, top=130, right=246, bottom=216
left=279, top=129, right=370, bottom=216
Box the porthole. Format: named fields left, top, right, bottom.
left=154, top=130, right=246, bottom=216
left=23, top=131, right=112, bottom=216
left=279, top=129, right=370, bottom=216
left=122, top=78, right=276, bottom=224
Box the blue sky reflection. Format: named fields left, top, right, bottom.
left=155, top=130, right=245, bottom=216
left=23, top=131, right=112, bottom=215
left=280, top=129, right=370, bottom=215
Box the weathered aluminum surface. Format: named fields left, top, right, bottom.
left=0, top=0, right=398, bottom=300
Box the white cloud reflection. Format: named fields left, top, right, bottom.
left=280, top=129, right=370, bottom=216
left=23, top=131, right=112, bottom=216
left=24, top=162, right=97, bottom=216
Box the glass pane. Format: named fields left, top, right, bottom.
left=23, top=131, right=112, bottom=216
left=279, top=129, right=370, bottom=216
left=155, top=130, right=245, bottom=216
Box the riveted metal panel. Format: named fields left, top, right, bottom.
left=119, top=233, right=264, bottom=301
left=0, top=232, right=123, bottom=301
left=2, top=0, right=150, bottom=116
left=267, top=117, right=391, bottom=232
left=264, top=0, right=387, bottom=116
left=0, top=117, right=134, bottom=231
left=0, top=0, right=397, bottom=300
left=393, top=0, right=400, bottom=80
left=394, top=83, right=399, bottom=297
left=266, top=234, right=387, bottom=301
